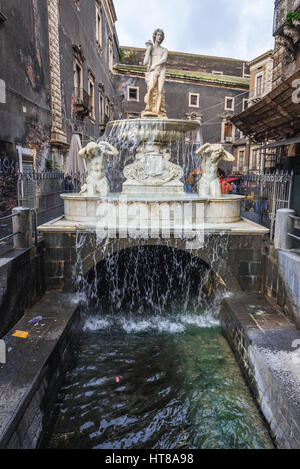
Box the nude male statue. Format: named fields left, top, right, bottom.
left=142, top=28, right=168, bottom=118
left=79, top=141, right=118, bottom=196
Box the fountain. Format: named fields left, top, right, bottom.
left=61, top=28, right=245, bottom=232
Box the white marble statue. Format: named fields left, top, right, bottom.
left=142, top=29, right=168, bottom=118
left=79, top=141, right=118, bottom=196
left=196, top=143, right=235, bottom=198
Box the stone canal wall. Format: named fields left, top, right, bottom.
left=0, top=293, right=81, bottom=449
left=265, top=245, right=300, bottom=327
left=0, top=242, right=45, bottom=338
left=221, top=293, right=300, bottom=449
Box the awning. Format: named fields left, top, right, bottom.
left=231, top=70, right=300, bottom=143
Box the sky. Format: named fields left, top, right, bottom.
left=113, top=0, right=275, bottom=61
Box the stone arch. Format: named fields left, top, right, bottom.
left=75, top=233, right=240, bottom=293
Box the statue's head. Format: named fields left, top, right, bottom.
left=153, top=28, right=165, bottom=44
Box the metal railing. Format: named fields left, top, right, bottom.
left=17, top=171, right=65, bottom=227
left=17, top=170, right=86, bottom=228
left=241, top=170, right=293, bottom=239
left=0, top=211, right=20, bottom=246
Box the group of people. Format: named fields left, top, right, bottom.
left=186, top=167, right=239, bottom=194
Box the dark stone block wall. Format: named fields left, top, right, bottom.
left=0, top=243, right=45, bottom=338
left=42, top=231, right=269, bottom=296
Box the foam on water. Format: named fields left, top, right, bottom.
left=83, top=307, right=220, bottom=334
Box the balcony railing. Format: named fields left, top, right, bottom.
left=74, top=88, right=90, bottom=109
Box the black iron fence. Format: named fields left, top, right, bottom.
left=241, top=171, right=293, bottom=239
left=17, top=171, right=65, bottom=227
left=17, top=170, right=87, bottom=227
left=0, top=211, right=20, bottom=249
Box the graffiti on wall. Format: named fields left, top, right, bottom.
left=0, top=156, right=15, bottom=174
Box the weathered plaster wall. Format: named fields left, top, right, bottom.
left=0, top=0, right=52, bottom=160
left=0, top=0, right=52, bottom=215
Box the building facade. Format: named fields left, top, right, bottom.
left=273, top=0, right=300, bottom=88
left=232, top=0, right=300, bottom=213
left=0, top=0, right=119, bottom=217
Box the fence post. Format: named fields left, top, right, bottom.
left=12, top=207, right=33, bottom=249
left=274, top=208, right=295, bottom=250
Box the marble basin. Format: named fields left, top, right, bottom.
left=107, top=118, right=200, bottom=144
left=61, top=193, right=245, bottom=227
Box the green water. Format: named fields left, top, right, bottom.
left=43, top=322, right=273, bottom=449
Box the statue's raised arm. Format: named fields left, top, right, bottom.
left=144, top=40, right=153, bottom=70
left=142, top=29, right=168, bottom=118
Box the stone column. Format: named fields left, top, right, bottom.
left=274, top=208, right=295, bottom=251
left=12, top=207, right=33, bottom=249
left=47, top=0, right=67, bottom=146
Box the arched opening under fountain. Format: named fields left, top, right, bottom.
left=83, top=245, right=224, bottom=324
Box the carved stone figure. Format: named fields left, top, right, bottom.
left=142, top=29, right=168, bottom=118
left=196, top=143, right=235, bottom=198
left=123, top=143, right=183, bottom=186
left=79, top=141, right=118, bottom=196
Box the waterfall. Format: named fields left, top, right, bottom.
left=74, top=231, right=230, bottom=333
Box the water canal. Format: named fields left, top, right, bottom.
left=41, top=246, right=274, bottom=449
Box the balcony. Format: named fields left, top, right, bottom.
left=74, top=88, right=90, bottom=118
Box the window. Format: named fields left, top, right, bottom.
left=225, top=97, right=235, bottom=111
left=99, top=87, right=104, bottom=125
left=96, top=4, right=102, bottom=52
left=222, top=121, right=234, bottom=143
left=256, top=74, right=263, bottom=96
left=74, top=62, right=83, bottom=100
left=185, top=130, right=202, bottom=144
left=108, top=38, right=114, bottom=73
left=88, top=71, right=95, bottom=120
left=110, top=103, right=114, bottom=121
left=243, top=99, right=249, bottom=111
left=238, top=150, right=245, bottom=171
left=189, top=93, right=200, bottom=108
left=105, top=97, right=110, bottom=118
left=127, top=86, right=139, bottom=102
left=251, top=149, right=261, bottom=171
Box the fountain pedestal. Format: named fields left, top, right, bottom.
left=108, top=118, right=200, bottom=197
